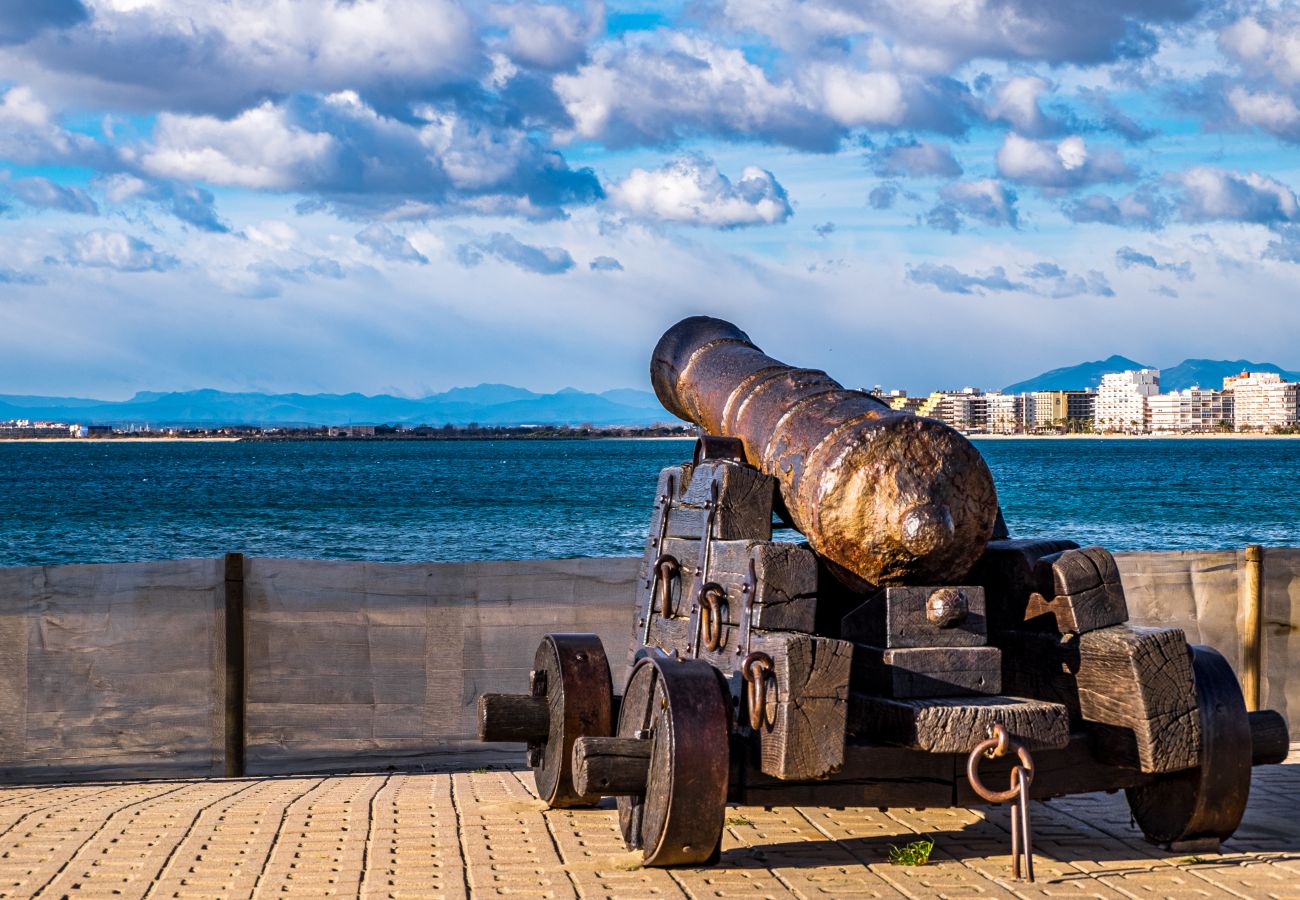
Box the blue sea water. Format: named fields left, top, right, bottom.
left=1, top=437, right=1298, bottom=566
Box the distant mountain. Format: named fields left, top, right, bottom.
left=1003, top=355, right=1148, bottom=392
left=1004, top=356, right=1300, bottom=393
left=0, top=384, right=676, bottom=428
left=1159, top=359, right=1300, bottom=391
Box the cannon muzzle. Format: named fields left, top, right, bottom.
left=651, top=316, right=998, bottom=585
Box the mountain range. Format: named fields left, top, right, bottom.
left=1003, top=358, right=1300, bottom=393
left=6, top=356, right=1298, bottom=427
left=0, top=385, right=676, bottom=428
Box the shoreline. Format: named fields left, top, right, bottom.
left=3, top=432, right=1299, bottom=444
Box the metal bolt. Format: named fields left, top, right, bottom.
left=927, top=587, right=968, bottom=627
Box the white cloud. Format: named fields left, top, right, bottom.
left=607, top=156, right=792, bottom=228
left=0, top=85, right=106, bottom=165
left=1175, top=167, right=1300, bottom=223
left=927, top=179, right=1019, bottom=231
left=356, top=223, right=428, bottom=264
left=995, top=133, right=1135, bottom=189
left=869, top=139, right=962, bottom=178
left=1226, top=86, right=1300, bottom=141
left=142, top=102, right=336, bottom=190
left=6, top=176, right=98, bottom=214
left=64, top=230, right=177, bottom=272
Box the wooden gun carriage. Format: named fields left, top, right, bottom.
left=479, top=317, right=1288, bottom=878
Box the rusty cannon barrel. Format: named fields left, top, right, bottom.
left=651, top=316, right=999, bottom=586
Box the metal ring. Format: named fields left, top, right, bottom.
left=653, top=554, right=680, bottom=618
left=699, top=583, right=726, bottom=651
left=966, top=725, right=1035, bottom=804
left=742, top=652, right=774, bottom=730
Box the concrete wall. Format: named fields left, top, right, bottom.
left=1, top=549, right=1297, bottom=783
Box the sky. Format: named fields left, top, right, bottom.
left=2, top=0, right=1300, bottom=399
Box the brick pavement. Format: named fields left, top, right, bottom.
left=1, top=752, right=1298, bottom=899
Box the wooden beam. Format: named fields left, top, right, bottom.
left=1242, top=544, right=1264, bottom=712
left=851, top=645, right=1001, bottom=698
left=841, top=585, right=988, bottom=648
left=572, top=736, right=651, bottom=796
left=223, top=552, right=246, bottom=778
left=1025, top=546, right=1128, bottom=634
left=849, top=694, right=1070, bottom=753
left=965, top=538, right=1079, bottom=631
left=477, top=693, right=550, bottom=743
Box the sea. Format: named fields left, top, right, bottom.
left=2, top=437, right=1298, bottom=567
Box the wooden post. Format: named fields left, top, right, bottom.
left=223, top=552, right=246, bottom=777
left=1242, top=545, right=1264, bottom=712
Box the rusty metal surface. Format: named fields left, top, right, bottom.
left=651, top=316, right=999, bottom=585
left=531, top=633, right=614, bottom=808
left=617, top=656, right=730, bottom=866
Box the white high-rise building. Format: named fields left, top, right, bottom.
left=1224, top=372, right=1300, bottom=431
left=1148, top=388, right=1233, bottom=433
left=1095, top=369, right=1160, bottom=433
left=985, top=392, right=1028, bottom=434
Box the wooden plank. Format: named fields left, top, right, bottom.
left=840, top=585, right=987, bottom=648
left=647, top=461, right=774, bottom=542
left=648, top=537, right=817, bottom=633
left=852, top=645, right=1001, bottom=698
left=1025, top=546, right=1128, bottom=634
left=965, top=538, right=1079, bottom=631
left=736, top=734, right=1148, bottom=809
left=1074, top=624, right=1200, bottom=773
left=849, top=694, right=1070, bottom=753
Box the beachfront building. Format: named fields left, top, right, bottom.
left=985, top=392, right=1028, bottom=434
left=883, top=391, right=928, bottom=415
left=915, top=389, right=989, bottom=432
left=1148, top=388, right=1233, bottom=433
left=1095, top=370, right=1160, bottom=433
left=1225, top=372, right=1300, bottom=431
left=1031, top=390, right=1096, bottom=432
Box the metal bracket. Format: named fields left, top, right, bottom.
left=736, top=557, right=756, bottom=660
left=687, top=476, right=720, bottom=657
left=641, top=472, right=677, bottom=644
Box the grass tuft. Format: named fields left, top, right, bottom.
left=887, top=839, right=934, bottom=867
left=726, top=815, right=753, bottom=827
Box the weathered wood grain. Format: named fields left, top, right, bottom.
left=572, top=736, right=651, bottom=796
left=1025, top=546, right=1128, bottom=634
left=477, top=693, right=550, bottom=743
left=647, top=461, right=775, bottom=543
left=1073, top=625, right=1200, bottom=774
left=997, top=623, right=1202, bottom=773
left=650, top=537, right=818, bottom=633
left=840, top=585, right=987, bottom=648
left=852, top=645, right=1001, bottom=698
left=965, top=538, right=1079, bottom=631
left=849, top=695, right=1070, bottom=753
left=641, top=614, right=851, bottom=780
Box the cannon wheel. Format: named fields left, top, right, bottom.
left=532, top=633, right=614, bottom=808
left=617, top=656, right=729, bottom=866
left=1126, top=645, right=1252, bottom=846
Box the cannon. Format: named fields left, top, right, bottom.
left=478, top=316, right=1289, bottom=878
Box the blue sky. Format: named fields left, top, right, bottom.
left=2, top=0, right=1300, bottom=399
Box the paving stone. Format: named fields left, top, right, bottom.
left=0, top=753, right=1297, bottom=898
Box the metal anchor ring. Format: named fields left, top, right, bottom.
left=699, top=583, right=726, bottom=651
left=742, top=652, right=774, bottom=730
left=966, top=723, right=1036, bottom=882
left=652, top=554, right=680, bottom=618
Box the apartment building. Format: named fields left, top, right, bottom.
left=1031, top=390, right=1096, bottom=431
left=985, top=392, right=1027, bottom=434
left=1224, top=372, right=1300, bottom=431
left=1148, top=388, right=1233, bottom=433
left=1095, top=370, right=1160, bottom=433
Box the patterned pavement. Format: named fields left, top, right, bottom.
left=1, top=750, right=1298, bottom=899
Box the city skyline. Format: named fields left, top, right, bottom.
left=4, top=2, right=1300, bottom=397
